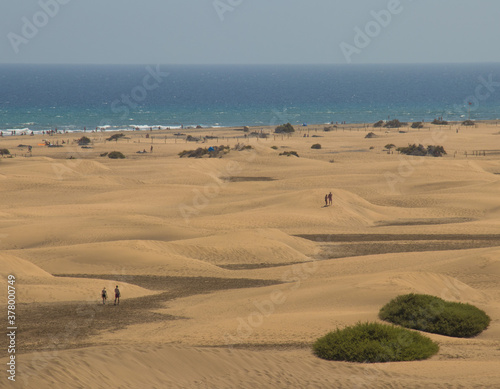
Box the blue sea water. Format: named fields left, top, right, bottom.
left=1, top=63, right=500, bottom=134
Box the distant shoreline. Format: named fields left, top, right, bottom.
left=2, top=119, right=500, bottom=137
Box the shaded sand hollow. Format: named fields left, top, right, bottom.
left=1, top=122, right=500, bottom=388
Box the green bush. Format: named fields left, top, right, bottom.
left=384, top=119, right=407, bottom=128
left=462, top=120, right=475, bottom=126
left=385, top=144, right=396, bottom=150
left=108, top=151, right=125, bottom=159
left=271, top=146, right=278, bottom=150
left=77, top=136, right=91, bottom=146
left=396, top=144, right=446, bottom=157
left=279, top=151, right=299, bottom=157
left=275, top=123, right=295, bottom=134
left=373, top=120, right=384, bottom=128
left=0, top=148, right=10, bottom=155
left=411, top=122, right=424, bottom=129
left=313, top=322, right=439, bottom=363
left=106, top=133, right=124, bottom=142
left=311, top=143, right=321, bottom=149
left=178, top=146, right=230, bottom=158
left=432, top=119, right=448, bottom=125
left=379, top=294, right=491, bottom=338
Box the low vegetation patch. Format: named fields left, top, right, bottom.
left=313, top=322, right=439, bottom=363
left=311, top=143, right=321, bottom=149
left=374, top=120, right=407, bottom=128
left=279, top=151, right=299, bottom=157
left=106, top=133, right=124, bottom=142
left=271, top=146, right=278, bottom=150
left=396, top=144, right=446, bottom=157
left=385, top=144, right=396, bottom=150
left=178, top=145, right=230, bottom=158
left=365, top=132, right=377, bottom=138
left=0, top=148, right=10, bottom=155
left=432, top=119, right=449, bottom=125
left=77, top=136, right=91, bottom=146
left=186, top=135, right=201, bottom=142
left=233, top=144, right=253, bottom=151
left=379, top=294, right=491, bottom=338
left=462, top=120, right=475, bottom=126
left=411, top=122, right=424, bottom=129
left=108, top=151, right=125, bottom=159
left=384, top=119, right=407, bottom=128
left=274, top=123, right=295, bottom=134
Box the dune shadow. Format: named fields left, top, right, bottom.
left=15, top=275, right=282, bottom=354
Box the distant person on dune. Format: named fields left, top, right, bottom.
left=328, top=192, right=333, bottom=205
left=101, top=287, right=107, bottom=305
left=114, top=286, right=120, bottom=305
left=324, top=194, right=328, bottom=206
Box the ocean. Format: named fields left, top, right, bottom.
left=1, top=63, right=500, bottom=134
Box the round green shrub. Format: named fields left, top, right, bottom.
left=313, top=322, right=438, bottom=363
left=77, top=136, right=91, bottom=146
left=108, top=151, right=126, bottom=159
left=274, top=123, right=295, bottom=134
left=379, top=294, right=490, bottom=338
left=311, top=143, right=321, bottom=149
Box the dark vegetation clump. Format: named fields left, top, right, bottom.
left=462, top=120, right=475, bottom=126
left=279, top=151, right=299, bottom=157
left=379, top=294, right=491, bottom=338
left=365, top=132, right=377, bottom=138
left=233, top=144, right=253, bottom=151
left=411, top=122, right=424, bottom=129
left=106, top=133, right=124, bottom=142
left=100, top=152, right=108, bottom=157
left=178, top=145, right=230, bottom=158
left=432, top=119, right=449, bottom=125
left=313, top=322, right=439, bottom=363
left=373, top=120, right=384, bottom=128
left=186, top=135, right=201, bottom=142
left=384, top=119, right=407, bottom=128
left=385, top=144, right=396, bottom=150
left=0, top=148, right=10, bottom=155
left=396, top=144, right=446, bottom=157
left=249, top=132, right=269, bottom=138
left=77, top=136, right=91, bottom=146
left=311, top=143, right=322, bottom=149
left=271, top=146, right=278, bottom=150
left=274, top=123, right=295, bottom=134
left=108, top=151, right=126, bottom=159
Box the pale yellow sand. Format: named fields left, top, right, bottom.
left=1, top=122, right=500, bottom=388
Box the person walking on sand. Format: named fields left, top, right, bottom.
left=114, top=285, right=121, bottom=305
left=101, top=287, right=107, bottom=305
left=324, top=194, right=328, bottom=206
left=328, top=192, right=333, bottom=205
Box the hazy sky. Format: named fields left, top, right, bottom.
left=1, top=0, right=499, bottom=65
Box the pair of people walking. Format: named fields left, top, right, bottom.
left=101, top=286, right=120, bottom=305
left=324, top=192, right=333, bottom=206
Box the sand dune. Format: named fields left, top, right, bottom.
left=0, top=253, right=155, bottom=303
left=1, top=123, right=500, bottom=388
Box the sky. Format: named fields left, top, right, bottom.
left=1, top=0, right=499, bottom=65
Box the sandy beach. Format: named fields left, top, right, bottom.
left=1, top=122, right=500, bottom=388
